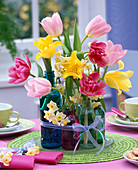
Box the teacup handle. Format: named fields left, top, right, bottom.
left=119, top=102, right=126, bottom=114
left=8, top=111, right=20, bottom=123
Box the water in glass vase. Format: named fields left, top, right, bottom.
left=94, top=105, right=105, bottom=143
left=40, top=71, right=62, bottom=148
left=79, top=99, right=96, bottom=149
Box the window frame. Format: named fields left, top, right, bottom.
left=0, top=0, right=106, bottom=83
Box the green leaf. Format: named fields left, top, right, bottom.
left=73, top=19, right=81, bottom=52
left=77, top=52, right=84, bottom=60
left=65, top=77, right=73, bottom=99
left=63, top=27, right=72, bottom=54
left=62, top=44, right=70, bottom=56
left=31, top=60, right=43, bottom=77
left=101, top=98, right=106, bottom=112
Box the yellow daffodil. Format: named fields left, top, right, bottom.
left=34, top=35, right=63, bottom=60
left=104, top=60, right=134, bottom=95
left=61, top=51, right=84, bottom=79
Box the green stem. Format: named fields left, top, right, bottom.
left=51, top=87, right=70, bottom=106
left=72, top=78, right=80, bottom=89
left=81, top=35, right=88, bottom=45
left=42, top=58, right=52, bottom=71
left=30, top=73, right=36, bottom=78
left=101, top=66, right=108, bottom=80
left=83, top=51, right=89, bottom=55
left=75, top=103, right=78, bottom=116
left=57, top=36, right=62, bottom=41
left=84, top=54, right=88, bottom=59
left=84, top=95, right=88, bottom=144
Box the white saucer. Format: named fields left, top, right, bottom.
left=115, top=115, right=138, bottom=126
left=0, top=121, right=21, bottom=132
left=0, top=118, right=35, bottom=137
left=106, top=115, right=138, bottom=129
left=123, top=150, right=138, bottom=165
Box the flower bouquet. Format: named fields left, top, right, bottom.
left=8, top=13, right=133, bottom=153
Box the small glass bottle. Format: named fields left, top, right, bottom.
left=62, top=109, right=80, bottom=150
left=40, top=71, right=62, bottom=148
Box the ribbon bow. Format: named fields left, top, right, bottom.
left=72, top=116, right=106, bottom=155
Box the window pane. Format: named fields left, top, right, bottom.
left=39, top=0, right=78, bottom=37
left=4, top=0, right=32, bottom=39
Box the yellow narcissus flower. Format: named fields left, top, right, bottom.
left=61, top=51, right=84, bottom=79
left=104, top=60, right=134, bottom=95
left=34, top=35, right=63, bottom=60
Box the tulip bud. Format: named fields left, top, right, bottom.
left=41, top=12, right=63, bottom=37
left=85, top=15, right=111, bottom=38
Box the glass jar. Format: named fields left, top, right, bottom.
left=62, top=109, right=80, bottom=150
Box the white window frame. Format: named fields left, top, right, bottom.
left=0, top=0, right=106, bottom=85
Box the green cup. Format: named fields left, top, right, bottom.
left=119, top=97, right=138, bottom=121
left=0, top=103, right=20, bottom=126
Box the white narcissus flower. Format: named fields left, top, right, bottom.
left=56, top=111, right=66, bottom=121
left=26, top=144, right=40, bottom=155
left=44, top=110, right=55, bottom=122
left=69, top=96, right=77, bottom=103
left=91, top=101, right=101, bottom=108
left=56, top=84, right=65, bottom=92
left=0, top=151, right=13, bottom=166
left=51, top=117, right=61, bottom=126
left=60, top=117, right=70, bottom=126
left=47, top=101, right=59, bottom=112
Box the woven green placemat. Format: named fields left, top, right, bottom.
left=7, top=131, right=138, bottom=164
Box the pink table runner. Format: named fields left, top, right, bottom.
left=0, top=112, right=138, bottom=170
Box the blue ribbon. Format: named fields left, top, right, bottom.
left=0, top=147, right=19, bottom=153
left=0, top=138, right=36, bottom=157
left=72, top=116, right=118, bottom=155
left=14, top=137, right=35, bottom=155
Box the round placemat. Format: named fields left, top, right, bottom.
left=7, top=131, right=138, bottom=164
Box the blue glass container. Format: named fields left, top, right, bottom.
left=40, top=71, right=62, bottom=148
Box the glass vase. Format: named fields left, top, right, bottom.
left=79, top=99, right=96, bottom=149
left=62, top=109, right=80, bottom=150
left=94, top=105, right=105, bottom=143
left=40, top=71, right=62, bottom=148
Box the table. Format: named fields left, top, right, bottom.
left=0, top=112, right=138, bottom=170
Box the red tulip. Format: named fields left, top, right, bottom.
left=88, top=40, right=108, bottom=67
left=8, top=55, right=31, bottom=84
left=79, top=72, right=106, bottom=96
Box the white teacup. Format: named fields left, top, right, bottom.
left=119, top=97, right=138, bottom=121
left=0, top=103, right=20, bottom=126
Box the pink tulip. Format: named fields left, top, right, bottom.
left=85, top=15, right=111, bottom=38
left=8, top=54, right=31, bottom=84
left=105, top=40, right=127, bottom=66
left=88, top=40, right=108, bottom=67
left=24, top=77, right=51, bottom=97
left=79, top=72, right=106, bottom=96
left=41, top=12, right=63, bottom=37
